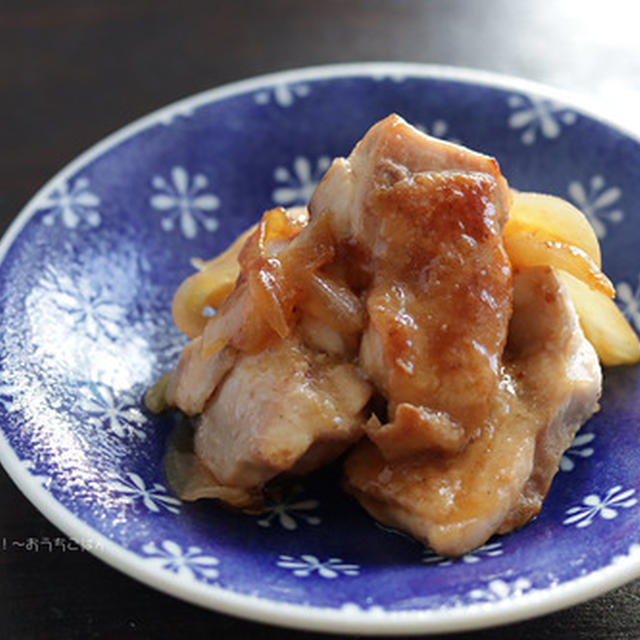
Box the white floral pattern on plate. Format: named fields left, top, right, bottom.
left=560, top=432, right=595, bottom=472
left=150, top=167, right=220, bottom=238
left=107, top=472, right=181, bottom=514
left=277, top=555, right=360, bottom=578
left=35, top=270, right=126, bottom=341
left=423, top=541, right=503, bottom=567
left=141, top=540, right=219, bottom=581
left=507, top=94, right=577, bottom=145
left=469, top=578, right=532, bottom=602
left=563, top=486, right=637, bottom=528
left=38, top=176, right=101, bottom=228
left=568, top=175, right=623, bottom=239
left=254, top=83, right=310, bottom=107
left=76, top=382, right=148, bottom=440
left=250, top=485, right=321, bottom=530
left=271, top=156, right=331, bottom=206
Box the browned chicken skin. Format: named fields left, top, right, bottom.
left=344, top=266, right=601, bottom=556
left=310, top=115, right=512, bottom=455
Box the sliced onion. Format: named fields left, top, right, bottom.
left=278, top=214, right=336, bottom=273
left=165, top=420, right=260, bottom=508
left=505, top=233, right=614, bottom=298
left=171, top=266, right=238, bottom=338
left=144, top=373, right=170, bottom=414
left=556, top=270, right=640, bottom=366
left=201, top=282, right=279, bottom=357
left=505, top=192, right=601, bottom=267
left=201, top=284, right=248, bottom=356
left=247, top=260, right=291, bottom=338
left=171, top=224, right=257, bottom=337
left=172, top=208, right=309, bottom=340
left=299, top=272, right=365, bottom=334
left=200, top=223, right=258, bottom=270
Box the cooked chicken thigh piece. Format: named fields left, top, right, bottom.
left=310, top=114, right=511, bottom=244
left=498, top=266, right=603, bottom=531
left=344, top=266, right=601, bottom=556
left=310, top=114, right=513, bottom=453
left=193, top=336, right=372, bottom=491
left=165, top=337, right=236, bottom=415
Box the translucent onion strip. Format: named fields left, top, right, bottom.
left=505, top=233, right=614, bottom=298
left=299, top=272, right=365, bottom=334
left=557, top=270, right=640, bottom=366
left=171, top=224, right=257, bottom=338
left=505, top=192, right=601, bottom=267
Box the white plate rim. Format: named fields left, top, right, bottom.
left=1, top=62, right=639, bottom=635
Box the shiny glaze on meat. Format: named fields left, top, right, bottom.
left=310, top=115, right=512, bottom=452
left=344, top=266, right=601, bottom=556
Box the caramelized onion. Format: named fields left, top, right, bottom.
left=171, top=224, right=257, bottom=338
left=300, top=272, right=365, bottom=334
left=505, top=233, right=614, bottom=298
left=201, top=283, right=279, bottom=357
left=505, top=192, right=601, bottom=267
left=171, top=266, right=238, bottom=338
left=172, top=208, right=309, bottom=340
left=247, top=259, right=292, bottom=338
left=278, top=214, right=336, bottom=273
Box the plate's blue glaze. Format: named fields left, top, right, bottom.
left=1, top=64, right=640, bottom=633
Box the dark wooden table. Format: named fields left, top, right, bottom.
left=2, top=2, right=640, bottom=638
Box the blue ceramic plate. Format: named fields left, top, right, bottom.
left=1, top=64, right=640, bottom=635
